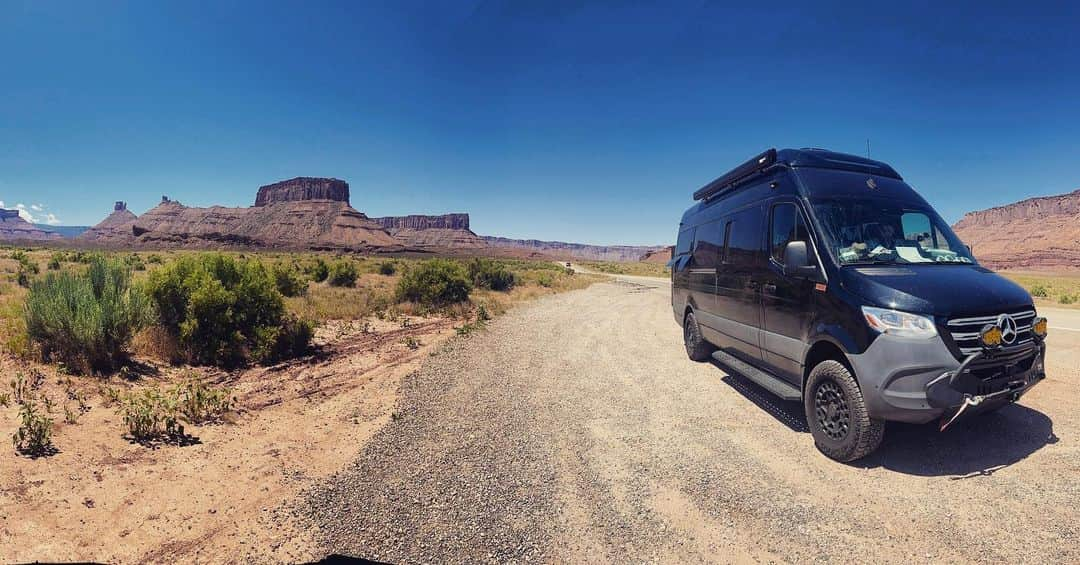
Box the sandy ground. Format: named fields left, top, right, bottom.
left=0, top=315, right=457, bottom=564
left=308, top=276, right=1079, bottom=563
left=4, top=274, right=1079, bottom=563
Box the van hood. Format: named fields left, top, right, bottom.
left=839, top=265, right=1033, bottom=317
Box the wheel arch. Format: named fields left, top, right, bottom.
left=803, top=338, right=854, bottom=390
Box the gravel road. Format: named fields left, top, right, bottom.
left=305, top=277, right=1079, bottom=563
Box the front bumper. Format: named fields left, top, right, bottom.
left=847, top=334, right=1046, bottom=424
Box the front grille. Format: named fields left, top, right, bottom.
left=946, top=309, right=1036, bottom=356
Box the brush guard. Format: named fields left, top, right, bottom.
left=927, top=341, right=1046, bottom=432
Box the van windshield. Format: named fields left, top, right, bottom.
left=810, top=199, right=975, bottom=265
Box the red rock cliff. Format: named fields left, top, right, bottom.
left=254, top=177, right=350, bottom=206
left=952, top=188, right=1080, bottom=269
left=371, top=213, right=470, bottom=231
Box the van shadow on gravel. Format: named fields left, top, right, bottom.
left=718, top=366, right=1056, bottom=478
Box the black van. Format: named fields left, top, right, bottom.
left=671, top=148, right=1048, bottom=461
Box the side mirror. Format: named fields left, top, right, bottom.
left=783, top=241, right=817, bottom=278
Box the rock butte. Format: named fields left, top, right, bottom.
left=73, top=177, right=670, bottom=260
left=952, top=188, right=1080, bottom=270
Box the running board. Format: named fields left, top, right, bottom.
left=711, top=350, right=802, bottom=401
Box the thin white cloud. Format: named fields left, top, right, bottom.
left=0, top=201, right=62, bottom=225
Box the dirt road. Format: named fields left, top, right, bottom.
left=307, top=277, right=1079, bottom=563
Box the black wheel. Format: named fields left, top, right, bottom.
left=804, top=360, right=884, bottom=462
left=683, top=310, right=714, bottom=362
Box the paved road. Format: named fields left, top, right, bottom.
left=306, top=278, right=1079, bottom=563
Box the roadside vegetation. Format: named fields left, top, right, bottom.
left=580, top=260, right=669, bottom=278
left=0, top=246, right=604, bottom=456
left=1002, top=271, right=1080, bottom=308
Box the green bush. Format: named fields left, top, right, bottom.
left=396, top=259, right=472, bottom=306
left=378, top=261, right=397, bottom=276
left=1029, top=285, right=1048, bottom=298
left=1060, top=294, right=1076, bottom=305
left=467, top=258, right=516, bottom=291
left=272, top=263, right=308, bottom=297
left=173, top=375, right=233, bottom=424
left=307, top=258, right=330, bottom=283
left=25, top=255, right=152, bottom=373
left=118, top=387, right=183, bottom=440
left=47, top=253, right=64, bottom=271
left=252, top=315, right=314, bottom=365
left=327, top=259, right=358, bottom=287
left=146, top=253, right=311, bottom=366
left=12, top=399, right=53, bottom=454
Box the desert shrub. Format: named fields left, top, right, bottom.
left=272, top=263, right=308, bottom=297
left=47, top=253, right=63, bottom=270
left=146, top=253, right=311, bottom=366
left=125, top=254, right=146, bottom=271
left=327, top=259, right=358, bottom=287
left=467, top=258, right=516, bottom=291
left=25, top=255, right=152, bottom=373
left=1060, top=294, right=1076, bottom=305
left=118, top=387, right=183, bottom=440
left=12, top=400, right=53, bottom=455
left=395, top=259, right=472, bottom=306
left=306, top=258, right=330, bottom=283
left=378, top=261, right=397, bottom=276
left=1029, top=285, right=1048, bottom=298
left=173, top=376, right=233, bottom=424
left=146, top=254, right=164, bottom=265
left=537, top=272, right=554, bottom=288
left=252, top=314, right=314, bottom=365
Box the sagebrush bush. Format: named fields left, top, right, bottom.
left=467, top=258, right=516, bottom=291
left=1060, top=294, right=1076, bottom=305
left=378, top=261, right=397, bottom=276
left=25, top=255, right=152, bottom=373
left=327, top=259, right=358, bottom=287
left=1029, top=285, right=1048, bottom=298
left=146, top=253, right=312, bottom=366
left=272, top=263, right=308, bottom=297
left=396, top=259, right=472, bottom=306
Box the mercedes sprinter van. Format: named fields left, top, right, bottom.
left=671, top=148, right=1048, bottom=461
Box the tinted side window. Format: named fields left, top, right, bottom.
left=692, top=220, right=724, bottom=267
left=675, top=227, right=694, bottom=256
left=770, top=203, right=811, bottom=262
left=728, top=207, right=762, bottom=269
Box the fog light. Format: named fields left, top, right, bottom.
left=1032, top=317, right=1048, bottom=339
left=979, top=324, right=1003, bottom=348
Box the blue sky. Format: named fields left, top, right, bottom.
left=2, top=1, right=1078, bottom=244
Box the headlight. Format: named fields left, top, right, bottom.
left=861, top=306, right=938, bottom=338
left=979, top=324, right=1003, bottom=348
left=1032, top=316, right=1048, bottom=339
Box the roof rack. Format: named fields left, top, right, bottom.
left=693, top=148, right=777, bottom=201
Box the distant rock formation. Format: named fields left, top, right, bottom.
left=952, top=188, right=1080, bottom=269
left=77, top=201, right=139, bottom=244
left=122, top=178, right=396, bottom=250
left=641, top=246, right=673, bottom=264
left=254, top=177, right=350, bottom=207
left=370, top=213, right=485, bottom=249
left=481, top=236, right=668, bottom=262
left=0, top=209, right=63, bottom=241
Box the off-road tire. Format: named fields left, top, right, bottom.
left=804, top=360, right=885, bottom=462
left=683, top=311, right=714, bottom=362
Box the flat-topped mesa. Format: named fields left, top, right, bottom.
left=372, top=213, right=470, bottom=231
left=0, top=209, right=19, bottom=220
left=254, top=177, right=350, bottom=207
